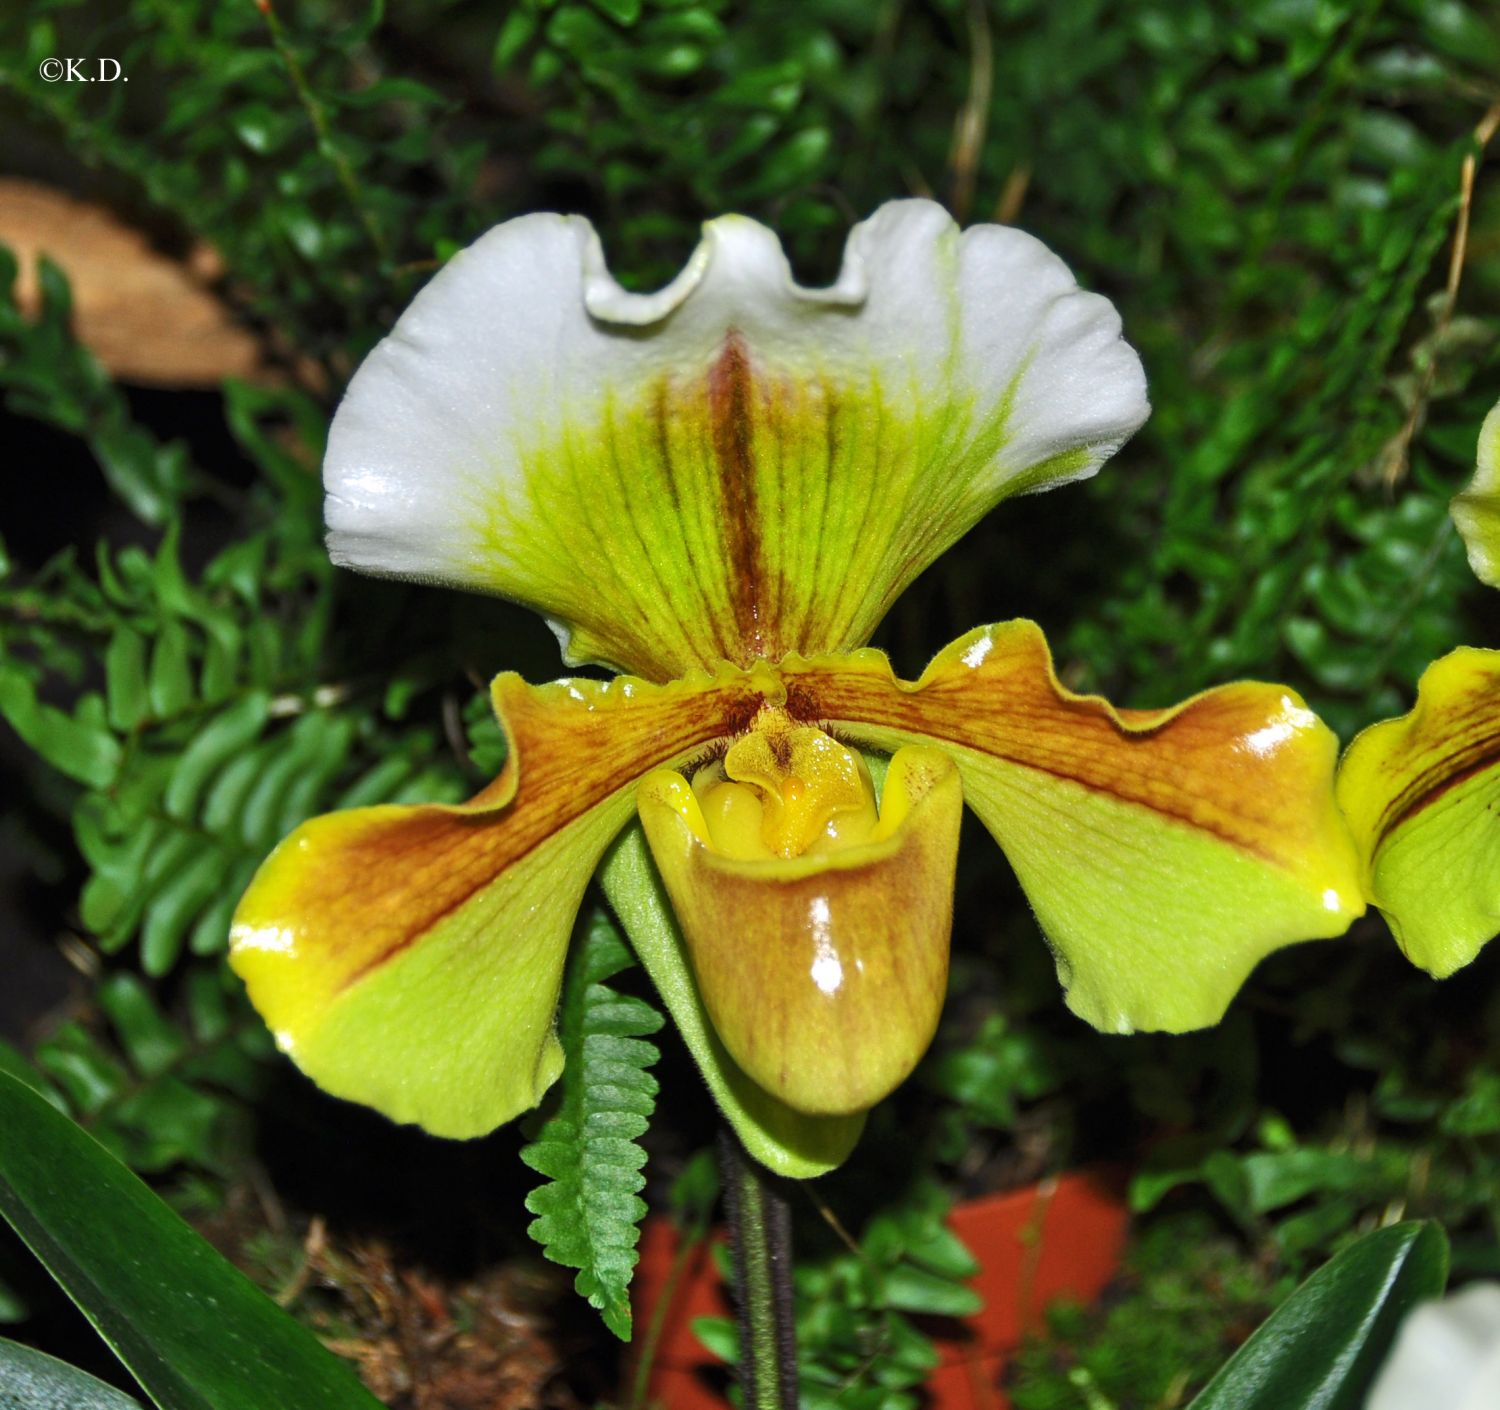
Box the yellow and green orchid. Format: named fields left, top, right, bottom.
left=1335, top=396, right=1500, bottom=979
left=229, top=200, right=1367, bottom=1177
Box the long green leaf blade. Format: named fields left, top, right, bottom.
left=1189, top=1221, right=1448, bottom=1410
left=0, top=1069, right=383, bottom=1410
left=0, top=1337, right=144, bottom=1410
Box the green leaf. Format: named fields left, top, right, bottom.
left=903, top=1221, right=980, bottom=1282
left=141, top=847, right=231, bottom=977
left=690, top=1315, right=739, bottom=1365
left=0, top=1337, right=145, bottom=1409
left=0, top=1040, right=64, bottom=1112
left=105, top=628, right=150, bottom=732
left=33, top=1026, right=127, bottom=1116
left=0, top=1273, right=26, bottom=1324
left=97, top=975, right=186, bottom=1080
left=1441, top=1071, right=1500, bottom=1136
left=147, top=623, right=194, bottom=721
left=585, top=0, right=639, bottom=23
left=590, top=0, right=642, bottom=25
left=164, top=694, right=270, bottom=822
left=0, top=1069, right=384, bottom=1410
left=1240, top=1149, right=1407, bottom=1214
left=0, top=669, right=120, bottom=789
left=881, top=1264, right=983, bottom=1319
left=1187, top=1221, right=1448, bottom=1410
left=520, top=912, right=663, bottom=1341
left=494, top=8, right=540, bottom=69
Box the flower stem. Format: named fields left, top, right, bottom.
left=718, top=1125, right=798, bottom=1408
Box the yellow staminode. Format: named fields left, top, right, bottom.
left=688, top=714, right=878, bottom=860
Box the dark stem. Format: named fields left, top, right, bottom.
left=718, top=1125, right=798, bottom=1408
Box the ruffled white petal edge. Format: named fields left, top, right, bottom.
left=324, top=199, right=1149, bottom=678
left=581, top=214, right=870, bottom=324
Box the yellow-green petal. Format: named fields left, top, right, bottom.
left=229, top=666, right=780, bottom=1138
left=1337, top=647, right=1500, bottom=976
left=1452, top=399, right=1500, bottom=588
left=324, top=201, right=1147, bottom=679
left=599, top=825, right=866, bottom=1178
left=767, top=624, right=1365, bottom=1033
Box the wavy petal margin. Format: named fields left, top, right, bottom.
left=324, top=200, right=1148, bottom=679
left=637, top=747, right=962, bottom=1116
left=229, top=667, right=779, bottom=1138
left=772, top=623, right=1364, bottom=1033
left=1337, top=648, right=1500, bottom=976
left=1452, top=398, right=1500, bottom=589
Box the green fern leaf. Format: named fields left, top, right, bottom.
left=521, top=911, right=663, bottom=1341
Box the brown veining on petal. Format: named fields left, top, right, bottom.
left=708, top=332, right=768, bottom=660
left=1376, top=717, right=1500, bottom=841
left=256, top=671, right=779, bottom=994
left=780, top=625, right=1342, bottom=874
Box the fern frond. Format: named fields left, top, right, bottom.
left=521, top=911, right=663, bottom=1341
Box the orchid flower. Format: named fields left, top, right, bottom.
left=1335, top=396, right=1500, bottom=980
left=229, top=200, right=1365, bottom=1177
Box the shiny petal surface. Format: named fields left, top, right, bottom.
left=1337, top=648, right=1500, bottom=976
left=229, top=666, right=780, bottom=1138
left=599, top=826, right=866, bottom=1179
left=772, top=623, right=1364, bottom=1033
left=1453, top=399, right=1500, bottom=588
left=636, top=748, right=962, bottom=1116
left=324, top=201, right=1148, bottom=679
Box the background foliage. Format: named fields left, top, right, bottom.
left=1, top=0, right=1498, bottom=1405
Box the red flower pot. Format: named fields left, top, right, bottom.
left=626, top=1168, right=1129, bottom=1408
